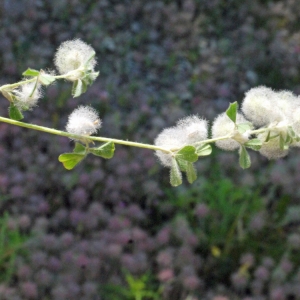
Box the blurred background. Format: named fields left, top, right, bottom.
left=0, top=0, right=300, bottom=299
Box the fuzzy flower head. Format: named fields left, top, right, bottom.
left=13, top=82, right=42, bottom=110
left=242, top=86, right=299, bottom=127
left=291, top=106, right=300, bottom=140
left=154, top=115, right=208, bottom=167
left=54, top=39, right=97, bottom=81
left=176, top=115, right=208, bottom=144
left=212, top=112, right=250, bottom=151
left=154, top=127, right=186, bottom=167
left=257, top=130, right=289, bottom=160
left=242, top=86, right=281, bottom=126
left=66, top=106, right=101, bottom=137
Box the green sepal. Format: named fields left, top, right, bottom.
left=170, top=158, right=182, bottom=187
left=84, top=52, right=96, bottom=68
left=265, top=130, right=271, bottom=142
left=39, top=74, right=56, bottom=85
left=237, top=122, right=253, bottom=134
left=22, top=68, right=40, bottom=77
left=89, top=142, right=115, bottom=159
left=226, top=101, right=238, bottom=123
left=244, top=139, right=262, bottom=151
left=82, top=71, right=99, bottom=87
left=72, top=80, right=83, bottom=98
left=195, top=144, right=212, bottom=156
left=279, top=134, right=289, bottom=151
left=186, top=162, right=197, bottom=184
left=285, top=134, right=291, bottom=145
left=287, top=126, right=296, bottom=138
left=8, top=103, right=24, bottom=121
left=175, top=146, right=198, bottom=163
left=58, top=153, right=85, bottom=170
left=1, top=90, right=14, bottom=102
left=239, top=145, right=251, bottom=169
left=73, top=142, right=86, bottom=154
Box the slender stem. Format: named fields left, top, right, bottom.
left=0, top=74, right=67, bottom=92
left=0, top=116, right=170, bottom=152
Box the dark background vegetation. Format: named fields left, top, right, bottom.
left=0, top=0, right=300, bottom=299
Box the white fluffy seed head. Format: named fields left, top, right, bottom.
left=212, top=112, right=249, bottom=151
left=258, top=131, right=289, bottom=160
left=273, top=90, right=299, bottom=120
left=176, top=115, right=208, bottom=144
left=154, top=127, right=186, bottom=167
left=242, top=86, right=282, bottom=126
left=54, top=39, right=96, bottom=75
left=13, top=82, right=42, bottom=110
left=154, top=115, right=208, bottom=167
left=66, top=106, right=101, bottom=136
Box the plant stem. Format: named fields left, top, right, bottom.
left=0, top=117, right=280, bottom=154
left=0, top=116, right=170, bottom=152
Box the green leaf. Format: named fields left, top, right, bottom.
left=226, top=101, right=238, bottom=123
left=39, top=74, right=56, bottom=85
left=73, top=143, right=86, bottom=154
left=58, top=153, right=85, bottom=170
left=244, top=139, right=262, bottom=151
left=239, top=146, right=251, bottom=169
left=186, top=163, right=197, bottom=184
left=237, top=122, right=253, bottom=134
left=175, top=146, right=198, bottom=163
left=72, top=80, right=83, bottom=98
left=89, top=142, right=115, bottom=159
left=177, top=159, right=188, bottom=172
left=9, top=103, right=23, bottom=121
left=170, top=158, right=182, bottom=187
left=22, top=68, right=40, bottom=77
left=195, top=144, right=212, bottom=156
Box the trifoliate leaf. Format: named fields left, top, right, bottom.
left=73, top=142, right=86, bottom=154
left=39, top=74, right=56, bottom=85
left=186, top=163, right=197, bottom=184
left=226, top=101, right=238, bottom=123
left=244, top=139, right=262, bottom=151
left=72, top=80, right=83, bottom=98
left=89, top=142, right=115, bottom=159
left=170, top=158, right=182, bottom=187
left=195, top=144, right=212, bottom=156
left=58, top=153, right=85, bottom=170
left=177, top=159, right=188, bottom=172
left=175, top=146, right=198, bottom=163
left=239, top=146, right=251, bottom=169
left=237, top=122, right=253, bottom=134
left=9, top=103, right=23, bottom=121
left=22, top=68, right=40, bottom=77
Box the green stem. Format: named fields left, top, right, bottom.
left=0, top=116, right=170, bottom=152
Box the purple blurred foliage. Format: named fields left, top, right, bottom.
left=1, top=0, right=300, bottom=299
